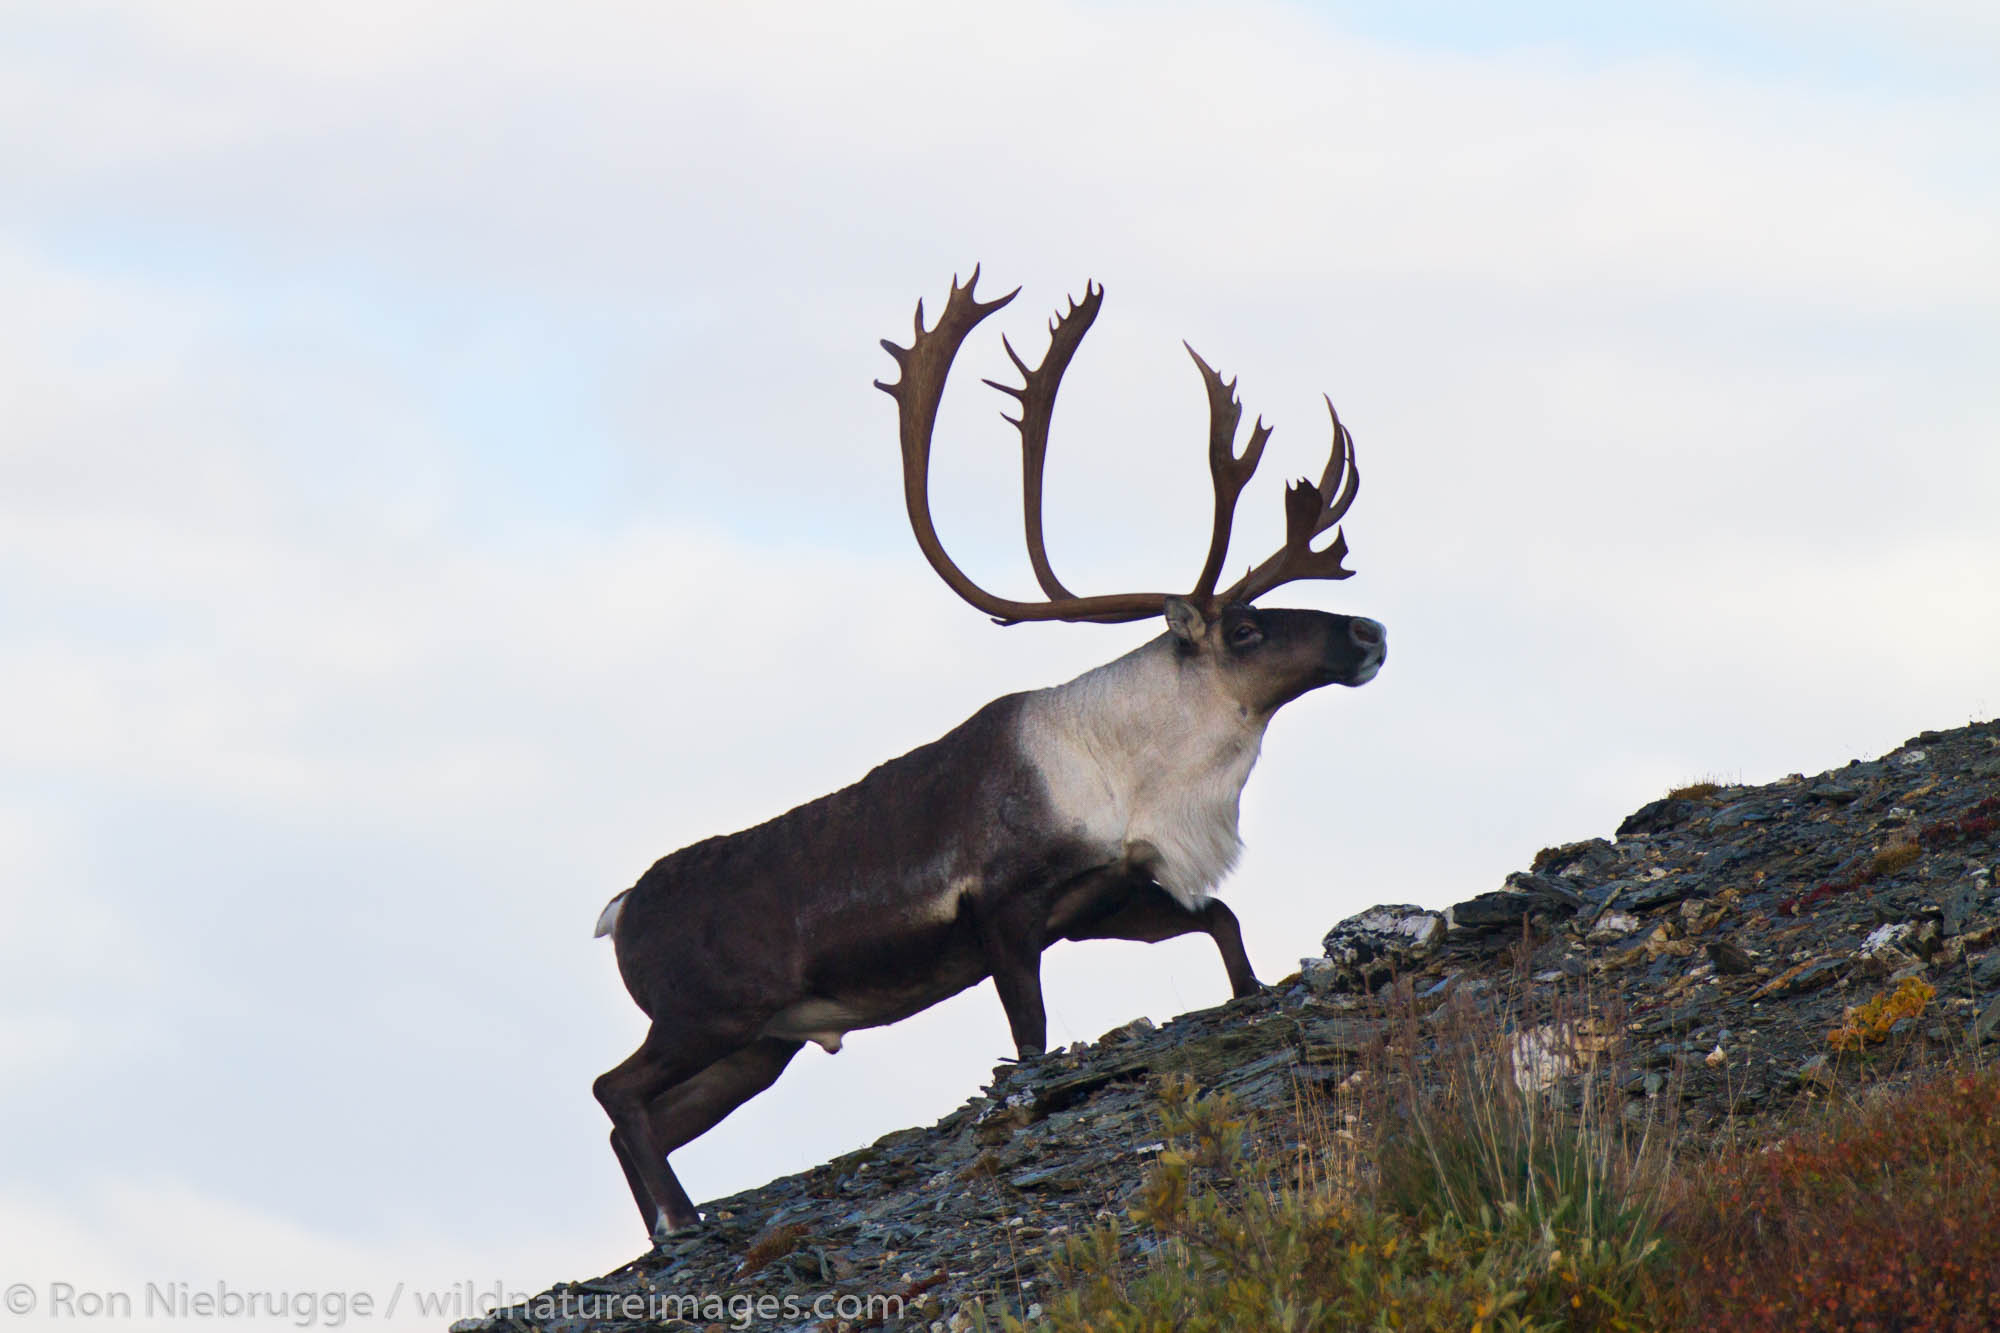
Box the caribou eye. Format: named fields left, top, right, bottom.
left=1229, top=622, right=1263, bottom=648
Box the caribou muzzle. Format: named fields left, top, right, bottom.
left=1336, top=615, right=1387, bottom=686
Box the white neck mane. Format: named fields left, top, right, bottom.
left=1016, top=635, right=1269, bottom=909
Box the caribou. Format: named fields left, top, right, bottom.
left=592, top=271, right=1386, bottom=1243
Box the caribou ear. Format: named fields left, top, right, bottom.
left=1164, top=596, right=1207, bottom=645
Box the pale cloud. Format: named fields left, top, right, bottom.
left=7, top=2, right=1991, bottom=309
left=0, top=1177, right=611, bottom=1332
left=1739, top=0, right=2000, bottom=65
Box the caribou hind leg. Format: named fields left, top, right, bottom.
left=1061, top=885, right=1261, bottom=998
left=608, top=1127, right=658, bottom=1231
left=643, top=1036, right=805, bottom=1218
left=594, top=1021, right=758, bottom=1241
left=599, top=1034, right=807, bottom=1241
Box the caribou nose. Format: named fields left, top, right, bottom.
left=1349, top=618, right=1385, bottom=649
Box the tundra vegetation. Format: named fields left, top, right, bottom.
left=1000, top=979, right=2000, bottom=1333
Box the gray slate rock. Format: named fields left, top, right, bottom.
left=1626, top=876, right=1709, bottom=911
left=1617, top=797, right=1707, bottom=838
left=1320, top=905, right=1446, bottom=990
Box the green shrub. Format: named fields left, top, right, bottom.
left=1008, top=1058, right=1666, bottom=1333
left=1372, top=993, right=1670, bottom=1329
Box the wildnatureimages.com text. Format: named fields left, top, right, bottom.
left=0, top=1279, right=902, bottom=1329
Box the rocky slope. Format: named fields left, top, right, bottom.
left=465, top=719, right=2000, bottom=1333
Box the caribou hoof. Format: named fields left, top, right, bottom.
left=650, top=1215, right=705, bottom=1248
left=1004, top=1047, right=1050, bottom=1081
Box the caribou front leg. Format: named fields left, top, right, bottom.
left=972, top=890, right=1051, bottom=1058
left=1061, top=884, right=1261, bottom=998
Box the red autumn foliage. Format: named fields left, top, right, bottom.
left=1781, top=795, right=1997, bottom=914
left=1920, top=795, right=2000, bottom=848
left=1781, top=879, right=1848, bottom=915
left=1660, top=1067, right=2000, bottom=1331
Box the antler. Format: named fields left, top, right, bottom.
left=982, top=282, right=1104, bottom=601
left=875, top=269, right=1170, bottom=624
left=875, top=269, right=1361, bottom=627
left=1185, top=346, right=1272, bottom=603
left=1217, top=398, right=1358, bottom=605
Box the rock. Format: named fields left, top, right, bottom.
left=1588, top=911, right=1643, bottom=943
left=1295, top=1016, right=1385, bottom=1062
left=1701, top=844, right=1759, bottom=873
left=1097, top=1017, right=1156, bottom=1045
left=1626, top=877, right=1706, bottom=911
left=1858, top=923, right=1921, bottom=978
left=1618, top=797, right=1707, bottom=838
left=1911, top=919, right=1943, bottom=958
left=1710, top=798, right=1785, bottom=830
left=1449, top=890, right=1543, bottom=930
left=1320, top=905, right=1446, bottom=990
left=1977, top=994, right=2000, bottom=1044
left=1446, top=874, right=1585, bottom=938
left=1503, top=871, right=1588, bottom=908
left=1707, top=940, right=1755, bottom=975
left=1298, top=956, right=1342, bottom=993
left=1531, top=837, right=1621, bottom=880
left=1007, top=1166, right=1080, bottom=1192
left=972, top=1099, right=1034, bottom=1145
left=1637, top=1003, right=1706, bottom=1035
left=1942, top=882, right=1981, bottom=937
left=1028, top=1062, right=1152, bottom=1118
left=1970, top=952, right=2000, bottom=991
left=1755, top=957, right=1850, bottom=998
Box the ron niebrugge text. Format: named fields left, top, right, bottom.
left=1, top=1280, right=904, bottom=1328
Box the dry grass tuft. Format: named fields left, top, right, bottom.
left=733, top=1221, right=808, bottom=1278
left=1865, top=839, right=1922, bottom=879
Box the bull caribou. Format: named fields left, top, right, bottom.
left=593, top=271, right=1386, bottom=1242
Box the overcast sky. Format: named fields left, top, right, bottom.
left=4, top=1, right=1997, bottom=1326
